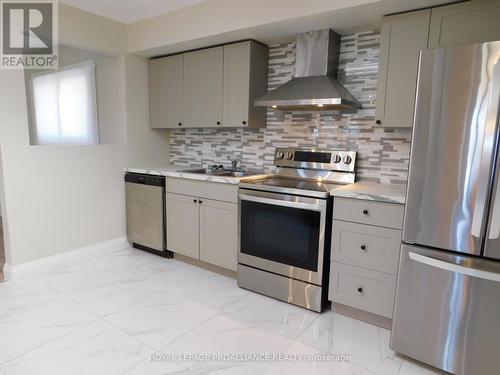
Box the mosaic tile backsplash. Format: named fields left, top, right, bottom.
left=169, top=31, right=412, bottom=184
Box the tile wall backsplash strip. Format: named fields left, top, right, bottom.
left=169, top=31, right=412, bottom=184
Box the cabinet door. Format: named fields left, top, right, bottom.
left=223, top=42, right=250, bottom=128
left=429, top=0, right=500, bottom=48
left=199, top=199, right=238, bottom=271
left=166, top=193, right=199, bottom=259
left=375, top=10, right=430, bottom=128
left=183, top=46, right=223, bottom=128
left=149, top=54, right=183, bottom=129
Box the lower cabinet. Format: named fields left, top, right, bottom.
left=166, top=193, right=200, bottom=259
left=200, top=199, right=238, bottom=271
left=166, top=192, right=238, bottom=271
left=330, top=198, right=403, bottom=320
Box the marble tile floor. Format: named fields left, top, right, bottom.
left=0, top=247, right=446, bottom=375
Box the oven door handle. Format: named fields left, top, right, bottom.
left=239, top=193, right=326, bottom=212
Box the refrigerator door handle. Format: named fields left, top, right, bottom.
left=489, top=182, right=500, bottom=240
left=409, top=251, right=500, bottom=282
left=487, top=63, right=500, bottom=240
left=471, top=62, right=500, bottom=238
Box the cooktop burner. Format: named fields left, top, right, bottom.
left=239, top=147, right=357, bottom=198
left=240, top=177, right=344, bottom=198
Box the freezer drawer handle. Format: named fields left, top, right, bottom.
left=409, top=252, right=500, bottom=283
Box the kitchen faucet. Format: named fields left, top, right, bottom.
left=227, top=156, right=241, bottom=171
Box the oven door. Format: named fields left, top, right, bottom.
left=239, top=189, right=327, bottom=285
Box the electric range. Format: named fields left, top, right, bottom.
left=238, top=147, right=357, bottom=312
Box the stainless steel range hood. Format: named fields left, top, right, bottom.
left=255, top=29, right=361, bottom=111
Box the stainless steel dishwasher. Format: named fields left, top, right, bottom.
left=125, top=172, right=173, bottom=258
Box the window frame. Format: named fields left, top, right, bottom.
left=28, top=60, right=99, bottom=146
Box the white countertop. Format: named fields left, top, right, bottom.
left=125, top=166, right=270, bottom=185
left=330, top=181, right=407, bottom=204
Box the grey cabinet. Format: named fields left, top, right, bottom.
left=166, top=192, right=200, bottom=259
left=330, top=197, right=404, bottom=320
left=166, top=178, right=238, bottom=271
left=375, top=10, right=430, bottom=128
left=183, top=46, right=224, bottom=128
left=149, top=54, right=183, bottom=129
left=223, top=41, right=268, bottom=128
left=200, top=199, right=238, bottom=271
left=149, top=41, right=268, bottom=129
left=429, top=0, right=500, bottom=48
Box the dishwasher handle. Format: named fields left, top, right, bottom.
left=125, top=172, right=165, bottom=187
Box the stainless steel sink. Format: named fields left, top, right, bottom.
left=178, top=168, right=246, bottom=177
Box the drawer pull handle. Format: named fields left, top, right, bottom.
left=357, top=287, right=363, bottom=293
left=199, top=200, right=203, bottom=204
left=360, top=245, right=366, bottom=250
left=362, top=209, right=369, bottom=215
left=193, top=199, right=198, bottom=203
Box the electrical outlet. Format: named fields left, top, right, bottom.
left=202, top=142, right=212, bottom=154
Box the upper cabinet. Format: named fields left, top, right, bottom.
left=183, top=47, right=224, bottom=128
left=149, top=54, right=184, bottom=129
left=376, top=1, right=500, bottom=129
left=149, top=40, right=268, bottom=129
left=428, top=0, right=500, bottom=48
left=375, top=10, right=431, bottom=128
left=223, top=41, right=268, bottom=128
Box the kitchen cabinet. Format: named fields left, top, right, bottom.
left=199, top=199, right=238, bottom=271
left=149, top=54, right=184, bottom=129
left=429, top=0, right=500, bottom=48
left=183, top=46, right=224, bottom=128
left=166, top=178, right=238, bottom=271
left=223, top=41, right=268, bottom=128
left=166, top=193, right=200, bottom=259
left=329, top=197, right=404, bottom=323
left=375, top=9, right=430, bottom=128
left=149, top=41, right=268, bottom=129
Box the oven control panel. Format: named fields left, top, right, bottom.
left=274, top=148, right=357, bottom=172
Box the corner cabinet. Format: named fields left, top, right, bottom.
left=428, top=0, right=500, bottom=48
left=166, top=178, right=238, bottom=272
left=375, top=10, right=431, bottom=128
left=149, top=40, right=268, bottom=129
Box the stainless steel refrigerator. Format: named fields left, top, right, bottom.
left=391, top=41, right=500, bottom=375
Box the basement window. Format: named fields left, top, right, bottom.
left=29, top=61, right=99, bottom=145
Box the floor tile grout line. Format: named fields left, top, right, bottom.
left=53, top=289, right=161, bottom=351
left=0, top=318, right=94, bottom=368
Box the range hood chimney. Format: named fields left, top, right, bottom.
left=255, top=29, right=360, bottom=111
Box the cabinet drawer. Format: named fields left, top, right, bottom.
left=332, top=221, right=401, bottom=274
left=329, top=262, right=396, bottom=318
left=333, top=197, right=404, bottom=229
left=166, top=177, right=238, bottom=203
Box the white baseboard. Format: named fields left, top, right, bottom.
left=3, top=236, right=130, bottom=281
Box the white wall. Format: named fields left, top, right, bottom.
left=123, top=54, right=170, bottom=166
left=0, top=4, right=169, bottom=266
left=126, top=0, right=378, bottom=55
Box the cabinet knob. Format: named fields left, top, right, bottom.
left=242, top=120, right=247, bottom=125
left=199, top=200, right=203, bottom=204
left=362, top=209, right=369, bottom=215
left=357, top=287, right=363, bottom=293
left=361, top=245, right=366, bottom=250
left=193, top=199, right=198, bottom=203
left=375, top=120, right=381, bottom=125
left=217, top=121, right=221, bottom=126
left=178, top=122, right=182, bottom=126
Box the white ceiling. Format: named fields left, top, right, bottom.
left=60, top=0, right=209, bottom=23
